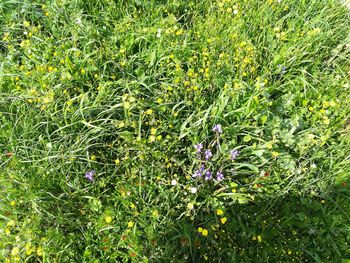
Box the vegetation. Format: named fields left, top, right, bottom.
left=1, top=0, right=350, bottom=262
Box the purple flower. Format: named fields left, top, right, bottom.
left=193, top=169, right=202, bottom=178
left=199, top=165, right=205, bottom=173
left=212, top=124, right=222, bottom=134
left=230, top=149, right=239, bottom=160
left=85, top=170, right=95, bottom=181
left=194, top=143, right=203, bottom=154
left=205, top=170, right=212, bottom=180
left=216, top=171, right=224, bottom=182
left=204, top=149, right=212, bottom=160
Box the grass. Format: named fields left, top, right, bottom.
left=0, top=0, right=350, bottom=262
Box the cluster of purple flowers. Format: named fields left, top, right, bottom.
left=192, top=124, right=240, bottom=183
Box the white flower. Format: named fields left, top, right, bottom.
left=190, top=187, right=197, bottom=194
left=156, top=29, right=162, bottom=38
left=171, top=179, right=177, bottom=186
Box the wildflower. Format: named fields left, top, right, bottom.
left=216, top=209, right=224, bottom=216
left=257, top=235, right=262, bottom=242
left=187, top=203, right=194, bottom=210
left=11, top=247, right=19, bottom=256
left=230, top=149, right=239, bottom=160
left=37, top=247, right=43, bottom=256
left=23, top=20, right=30, bottom=27
left=193, top=169, right=200, bottom=177
left=149, top=135, right=156, bottom=142
left=220, top=217, right=227, bottom=224
left=216, top=171, right=224, bottom=181
left=205, top=170, right=212, bottom=180
left=171, top=179, right=177, bottom=186
left=105, top=216, right=112, bottom=223
left=152, top=210, right=159, bottom=217
left=194, top=143, right=203, bottom=154
left=272, top=151, right=279, bottom=157
left=85, top=170, right=95, bottom=182
left=204, top=149, right=212, bottom=160
left=212, top=124, right=222, bottom=134
left=146, top=109, right=153, bottom=115
left=151, top=128, right=157, bottom=135
left=202, top=229, right=208, bottom=236
left=190, top=187, right=197, bottom=193
left=127, top=221, right=134, bottom=228
left=115, top=159, right=120, bottom=165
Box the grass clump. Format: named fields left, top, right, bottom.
left=1, top=0, right=350, bottom=262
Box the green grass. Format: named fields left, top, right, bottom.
left=1, top=0, right=350, bottom=262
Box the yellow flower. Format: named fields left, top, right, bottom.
left=149, top=135, right=156, bottom=142
left=150, top=128, right=157, bottom=135
left=37, top=247, right=43, bottom=256
left=187, top=203, right=194, bottom=210
left=105, top=216, right=112, bottom=223
left=257, top=235, right=262, bottom=242
left=7, top=220, right=15, bottom=227
left=152, top=210, right=159, bottom=217
left=5, top=228, right=10, bottom=235
left=216, top=209, right=224, bottom=216
left=23, top=20, right=30, bottom=27
left=124, top=101, right=131, bottom=109
left=272, top=151, right=279, bottom=157
left=220, top=217, right=227, bottom=224
left=127, top=221, right=134, bottom=228
left=202, top=229, right=208, bottom=236
left=114, top=159, right=120, bottom=165
left=90, top=155, right=96, bottom=161
left=11, top=247, right=19, bottom=256
left=146, top=109, right=153, bottom=115
left=198, top=227, right=203, bottom=233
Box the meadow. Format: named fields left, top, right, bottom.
left=1, top=0, right=350, bottom=262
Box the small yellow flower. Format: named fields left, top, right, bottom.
left=37, top=246, right=43, bottom=256
left=114, top=159, right=120, bottom=165
left=105, top=216, right=112, bottom=223
left=187, top=203, right=194, bottom=210
left=152, top=210, right=159, bottom=217
left=257, top=235, right=262, bottom=242
left=127, top=221, right=134, bottom=228
left=150, top=128, right=157, bottom=135
left=11, top=247, right=19, bottom=256
left=23, top=20, right=30, bottom=27
left=198, top=227, right=203, bottom=233
left=90, top=155, right=96, bottom=161
left=7, top=220, right=15, bottom=227
left=124, top=101, right=131, bottom=109
left=149, top=135, right=156, bottom=142
left=321, top=199, right=326, bottom=204
left=220, top=217, right=227, bottom=224
left=10, top=201, right=16, bottom=206
left=146, top=109, right=153, bottom=115
left=272, top=151, right=279, bottom=157
left=216, top=209, right=224, bottom=216
left=202, top=229, right=208, bottom=236
left=5, top=228, right=11, bottom=235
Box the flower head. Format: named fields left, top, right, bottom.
left=194, top=143, right=203, bottom=154
left=212, top=124, right=222, bottom=134
left=85, top=170, right=95, bottom=181
left=230, top=149, right=239, bottom=160
left=205, top=170, right=212, bottom=180
left=193, top=169, right=202, bottom=178
left=204, top=149, right=212, bottom=160
left=216, top=171, right=224, bottom=181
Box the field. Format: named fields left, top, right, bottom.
left=1, top=0, right=350, bottom=262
